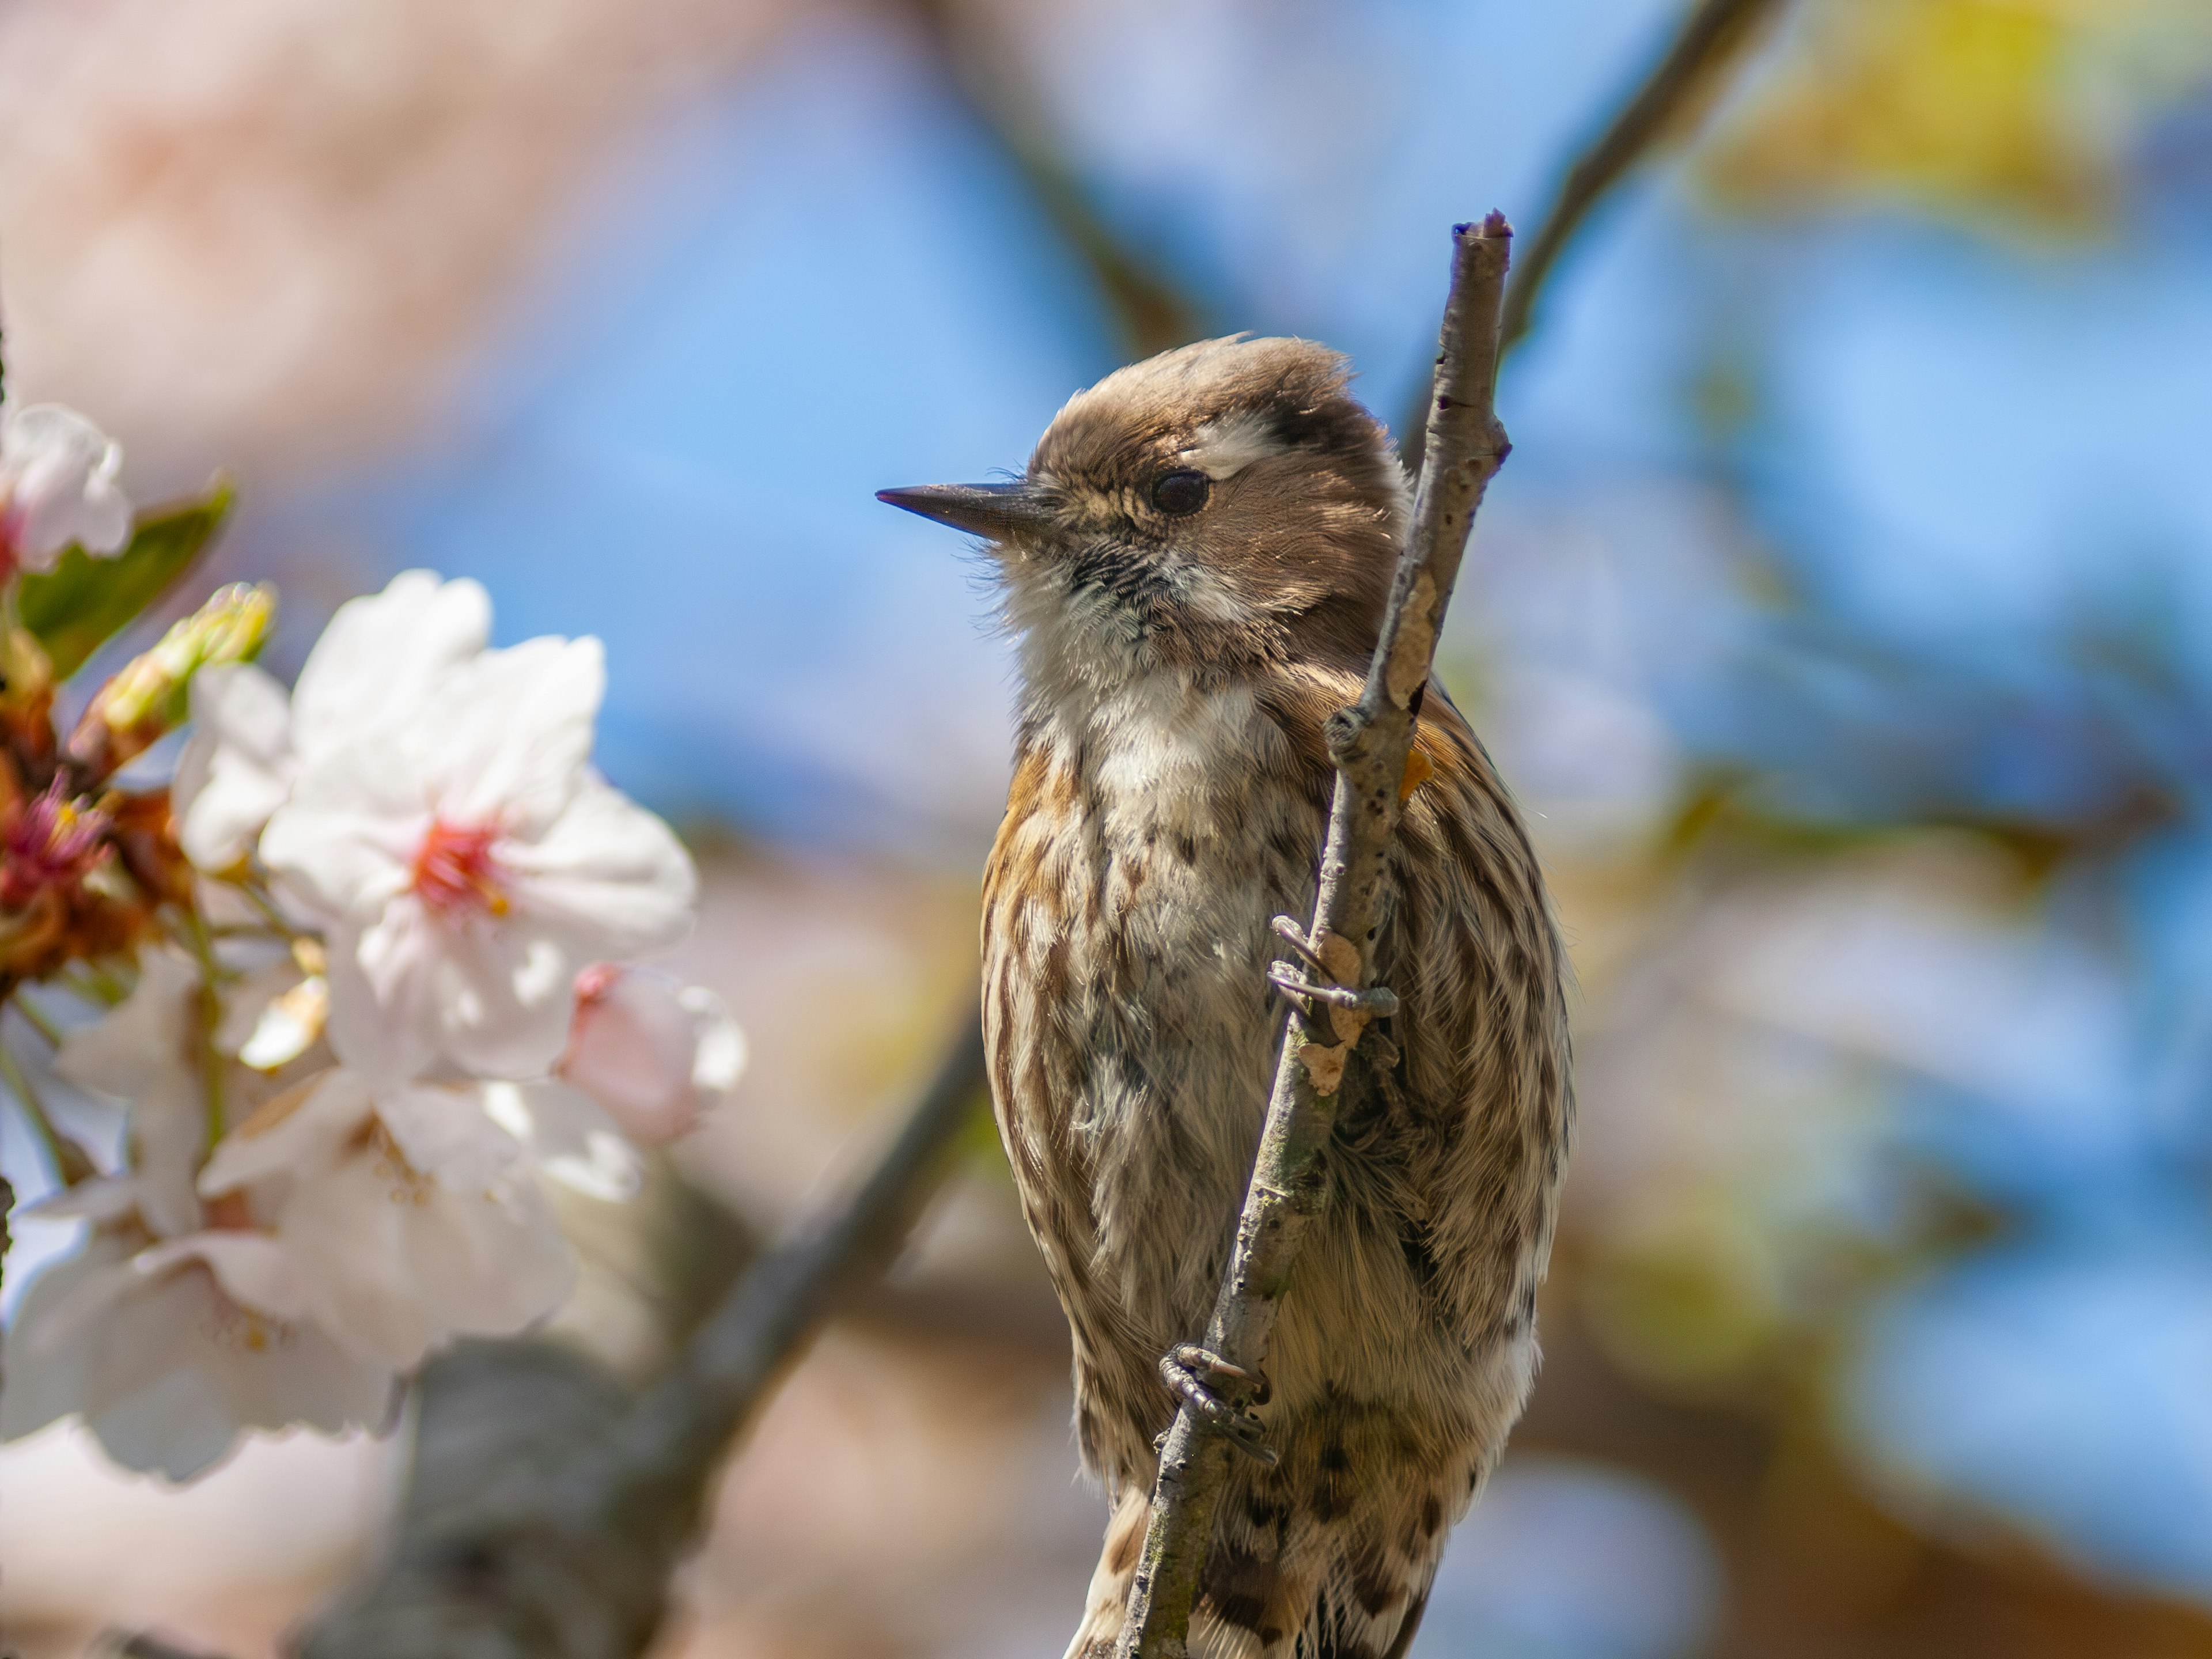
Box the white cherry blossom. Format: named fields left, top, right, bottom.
left=198, top=1067, right=578, bottom=1370
left=0, top=402, right=131, bottom=574
left=0, top=1222, right=396, bottom=1482
left=213, top=942, right=332, bottom=1074
left=560, top=965, right=745, bottom=1145
left=173, top=569, right=492, bottom=872
left=260, top=635, right=697, bottom=1084
left=50, top=948, right=206, bottom=1238
left=481, top=1078, right=646, bottom=1202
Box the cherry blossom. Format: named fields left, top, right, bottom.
left=260, top=635, right=697, bottom=1084
left=198, top=1068, right=578, bottom=1369
left=560, top=964, right=745, bottom=1144
left=0, top=1225, right=397, bottom=1481
left=49, top=948, right=206, bottom=1239
left=0, top=780, right=111, bottom=910
left=0, top=402, right=131, bottom=575
left=173, top=569, right=492, bottom=872
left=481, top=1078, right=645, bottom=1202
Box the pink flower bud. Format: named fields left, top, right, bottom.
left=559, top=966, right=744, bottom=1144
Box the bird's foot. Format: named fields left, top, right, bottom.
left=1160, top=1344, right=1278, bottom=1465
left=1267, top=917, right=1399, bottom=1018
left=1266, top=964, right=1400, bottom=1017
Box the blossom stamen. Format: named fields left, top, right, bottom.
left=0, top=781, right=111, bottom=908
left=411, top=819, right=510, bottom=919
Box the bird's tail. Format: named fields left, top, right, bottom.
left=1065, top=1474, right=1451, bottom=1659
left=1065, top=1488, right=1150, bottom=1659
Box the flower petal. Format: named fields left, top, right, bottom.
left=52, top=948, right=206, bottom=1237
left=560, top=968, right=743, bottom=1145
left=199, top=1067, right=369, bottom=1194
left=290, top=570, right=490, bottom=759
left=505, top=781, right=698, bottom=957
left=260, top=734, right=426, bottom=921
left=373, top=1082, right=525, bottom=1191
left=138, top=1230, right=310, bottom=1323
left=427, top=921, right=581, bottom=1081
left=175, top=662, right=296, bottom=870
left=499, top=1080, right=645, bottom=1200
left=413, top=636, right=604, bottom=835
left=2, top=403, right=131, bottom=569
left=276, top=1145, right=575, bottom=1370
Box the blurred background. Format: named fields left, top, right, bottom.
left=6, top=0, right=2212, bottom=1654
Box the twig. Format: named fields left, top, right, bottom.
left=1399, top=0, right=1785, bottom=456
left=1114, top=217, right=1514, bottom=1659
left=1504, top=0, right=1779, bottom=352
left=889, top=0, right=1200, bottom=359
left=293, top=1006, right=988, bottom=1659
left=103, top=1634, right=226, bottom=1659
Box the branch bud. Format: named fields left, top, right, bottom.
left=69, top=582, right=275, bottom=777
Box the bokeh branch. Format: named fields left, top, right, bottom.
left=889, top=0, right=1199, bottom=359
left=1400, top=0, right=1785, bottom=456
left=1504, top=0, right=1780, bottom=351
left=292, top=1008, right=989, bottom=1659
left=1115, top=217, right=1514, bottom=1659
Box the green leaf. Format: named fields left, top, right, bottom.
left=17, top=478, right=236, bottom=682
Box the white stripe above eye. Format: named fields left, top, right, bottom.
left=1179, top=411, right=1285, bottom=480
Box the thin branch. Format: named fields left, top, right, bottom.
left=1505, top=0, right=1779, bottom=351
left=105, top=1634, right=227, bottom=1659
left=293, top=1006, right=989, bottom=1659
left=1399, top=0, right=1785, bottom=457
left=888, top=0, right=1201, bottom=360
left=1115, top=217, right=1514, bottom=1659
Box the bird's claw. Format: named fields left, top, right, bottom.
left=1160, top=1344, right=1278, bottom=1465
left=1267, top=918, right=1399, bottom=1019
left=1266, top=962, right=1400, bottom=1017
left=1270, top=915, right=1331, bottom=972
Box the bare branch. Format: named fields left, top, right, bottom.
left=889, top=0, right=1201, bottom=359
left=1115, top=217, right=1514, bottom=1659
left=292, top=1008, right=989, bottom=1659
left=1504, top=0, right=1780, bottom=351
left=1399, top=0, right=1786, bottom=457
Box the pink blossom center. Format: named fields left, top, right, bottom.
left=0, top=781, right=109, bottom=908
left=411, top=819, right=510, bottom=919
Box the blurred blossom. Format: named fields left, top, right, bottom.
left=0, top=1223, right=396, bottom=1484
left=0, top=402, right=130, bottom=574
left=50, top=948, right=207, bottom=1241
left=217, top=945, right=332, bottom=1074
left=1416, top=1458, right=1721, bottom=1659
left=481, top=1077, right=646, bottom=1203
left=0, top=779, right=112, bottom=911
left=198, top=1067, right=577, bottom=1370
left=559, top=963, right=745, bottom=1145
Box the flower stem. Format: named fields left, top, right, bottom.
left=173, top=904, right=229, bottom=1151
left=62, top=961, right=130, bottom=1007
left=0, top=1028, right=88, bottom=1185
left=232, top=875, right=302, bottom=941
left=10, top=988, right=64, bottom=1048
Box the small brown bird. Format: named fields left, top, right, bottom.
left=881, top=337, right=1570, bottom=1659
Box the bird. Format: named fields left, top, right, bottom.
left=879, top=335, right=1571, bottom=1659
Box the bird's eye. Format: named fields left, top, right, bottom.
left=1150, top=469, right=1211, bottom=517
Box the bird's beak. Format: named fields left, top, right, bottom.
left=876, top=481, right=1056, bottom=543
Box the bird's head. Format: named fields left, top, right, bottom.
left=878, top=336, right=1406, bottom=690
